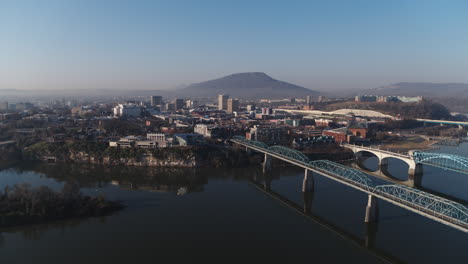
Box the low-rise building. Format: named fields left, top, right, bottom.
left=355, top=95, right=377, bottom=102
left=113, top=104, right=142, bottom=117
left=173, top=134, right=204, bottom=146
left=147, top=133, right=171, bottom=147
left=315, top=118, right=333, bottom=127
left=246, top=125, right=286, bottom=145
left=194, top=124, right=224, bottom=138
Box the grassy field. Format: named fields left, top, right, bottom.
left=380, top=135, right=438, bottom=152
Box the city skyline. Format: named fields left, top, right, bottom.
left=1, top=0, right=468, bottom=91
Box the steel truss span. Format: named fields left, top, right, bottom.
left=373, top=185, right=468, bottom=225
left=268, top=145, right=310, bottom=163
left=413, top=151, right=468, bottom=174
left=232, top=135, right=269, bottom=149
left=309, top=160, right=375, bottom=191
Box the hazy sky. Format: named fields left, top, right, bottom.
left=1, top=0, right=467, bottom=91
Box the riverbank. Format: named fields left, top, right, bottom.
left=379, top=135, right=439, bottom=152
left=21, top=142, right=262, bottom=168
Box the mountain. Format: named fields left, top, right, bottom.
left=179, top=72, right=319, bottom=98
left=358, top=82, right=468, bottom=97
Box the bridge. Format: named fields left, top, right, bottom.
left=416, top=118, right=468, bottom=127
left=342, top=143, right=422, bottom=186
left=342, top=143, right=468, bottom=185
left=231, top=136, right=468, bottom=233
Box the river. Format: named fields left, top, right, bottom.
left=0, top=144, right=467, bottom=263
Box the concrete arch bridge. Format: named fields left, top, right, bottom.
left=342, top=143, right=468, bottom=187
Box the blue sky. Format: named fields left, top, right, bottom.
left=1, top=0, right=467, bottom=91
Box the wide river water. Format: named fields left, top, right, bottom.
left=0, top=143, right=467, bottom=263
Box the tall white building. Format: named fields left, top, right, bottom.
left=218, top=94, right=229, bottom=111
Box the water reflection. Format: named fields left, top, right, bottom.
left=249, top=176, right=403, bottom=264
left=0, top=160, right=466, bottom=263
left=0, top=215, right=110, bottom=243
left=6, top=163, right=290, bottom=196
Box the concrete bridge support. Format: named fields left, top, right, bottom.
left=364, top=194, right=379, bottom=223
left=379, top=158, right=388, bottom=172
left=263, top=172, right=272, bottom=191
left=364, top=223, right=378, bottom=248
left=245, top=147, right=252, bottom=154
left=302, top=169, right=315, bottom=193
left=408, top=163, right=423, bottom=187
left=263, top=154, right=272, bottom=174
left=302, top=169, right=315, bottom=213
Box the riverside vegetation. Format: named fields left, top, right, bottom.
left=22, top=142, right=261, bottom=167
left=0, top=182, right=123, bottom=228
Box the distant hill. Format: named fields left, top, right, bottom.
left=179, top=72, right=319, bottom=98
left=358, top=82, right=468, bottom=97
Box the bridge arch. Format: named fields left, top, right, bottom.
left=412, top=151, right=468, bottom=174
left=354, top=150, right=380, bottom=172
left=268, top=145, right=309, bottom=163
left=352, top=149, right=415, bottom=169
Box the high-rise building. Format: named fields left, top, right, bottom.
left=227, top=99, right=239, bottom=113
left=0, top=102, right=8, bottom=111
left=261, top=107, right=273, bottom=116
left=306, top=95, right=313, bottom=106
left=246, top=104, right=256, bottom=112
left=185, top=99, right=199, bottom=109
left=318, top=96, right=325, bottom=103
left=166, top=103, right=176, bottom=111
left=151, top=96, right=162, bottom=106
left=175, top=99, right=184, bottom=110
left=218, top=94, right=229, bottom=111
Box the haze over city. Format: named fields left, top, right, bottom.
left=2, top=0, right=468, bottom=91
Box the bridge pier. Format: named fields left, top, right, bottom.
left=245, top=146, right=252, bottom=154
left=364, top=222, right=378, bottom=248
left=263, top=154, right=272, bottom=174
left=302, top=169, right=315, bottom=192
left=263, top=171, right=272, bottom=191
left=302, top=169, right=315, bottom=213
left=378, top=158, right=388, bottom=172
left=303, top=190, right=314, bottom=214
left=364, top=194, right=379, bottom=223
left=408, top=163, right=423, bottom=187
